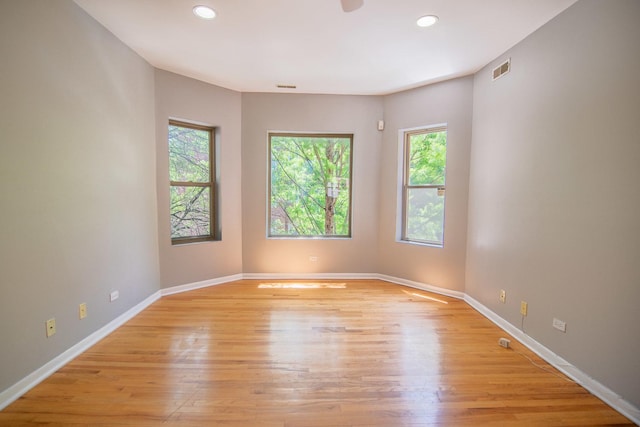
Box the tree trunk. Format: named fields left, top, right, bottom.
left=325, top=141, right=336, bottom=234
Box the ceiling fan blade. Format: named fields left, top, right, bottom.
left=341, top=0, right=363, bottom=13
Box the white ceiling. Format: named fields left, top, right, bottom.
left=74, top=0, right=577, bottom=95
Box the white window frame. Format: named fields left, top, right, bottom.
left=396, top=124, right=448, bottom=247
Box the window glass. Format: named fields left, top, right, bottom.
left=168, top=121, right=215, bottom=243
left=402, top=127, right=447, bottom=246
left=269, top=133, right=353, bottom=238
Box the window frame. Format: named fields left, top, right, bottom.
left=400, top=125, right=448, bottom=247
left=268, top=132, right=354, bottom=239
left=168, top=119, right=216, bottom=245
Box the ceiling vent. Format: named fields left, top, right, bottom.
left=492, top=58, right=511, bottom=81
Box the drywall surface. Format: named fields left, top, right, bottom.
left=241, top=93, right=383, bottom=274
left=0, top=1, right=159, bottom=392
left=155, top=70, right=243, bottom=287
left=378, top=77, right=473, bottom=292
left=466, top=0, right=640, bottom=407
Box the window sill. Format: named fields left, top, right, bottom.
left=397, top=239, right=443, bottom=249
left=171, top=237, right=218, bottom=246
left=267, top=235, right=352, bottom=240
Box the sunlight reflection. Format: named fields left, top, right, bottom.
left=402, top=290, right=449, bottom=304
left=258, top=282, right=347, bottom=289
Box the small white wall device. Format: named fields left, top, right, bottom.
left=498, top=337, right=511, bottom=348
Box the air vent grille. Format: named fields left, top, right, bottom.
left=276, top=84, right=297, bottom=89
left=492, top=58, right=511, bottom=81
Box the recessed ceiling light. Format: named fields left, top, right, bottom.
left=193, top=5, right=216, bottom=20
left=417, top=15, right=439, bottom=28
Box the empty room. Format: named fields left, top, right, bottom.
left=0, top=0, right=639, bottom=425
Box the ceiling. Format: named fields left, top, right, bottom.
left=74, top=0, right=577, bottom=95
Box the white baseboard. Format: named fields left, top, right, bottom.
left=161, top=273, right=244, bottom=296
left=376, top=274, right=465, bottom=300
left=3, top=274, right=637, bottom=425
left=0, top=291, right=161, bottom=411
left=464, top=295, right=640, bottom=425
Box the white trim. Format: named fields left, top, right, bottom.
left=464, top=295, right=640, bottom=425
left=161, top=273, right=243, bottom=296
left=377, top=274, right=465, bottom=300
left=395, top=123, right=449, bottom=244
left=2, top=274, right=637, bottom=425
left=395, top=130, right=405, bottom=240
left=0, top=291, right=161, bottom=411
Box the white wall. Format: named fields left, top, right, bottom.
left=466, top=0, right=640, bottom=408
left=0, top=0, right=159, bottom=392
left=155, top=70, right=243, bottom=287
left=241, top=93, right=383, bottom=274
left=378, top=77, right=473, bottom=291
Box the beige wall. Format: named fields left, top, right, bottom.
left=241, top=93, right=383, bottom=274
left=155, top=70, right=243, bottom=287
left=466, top=0, right=640, bottom=407
left=377, top=77, right=473, bottom=291
left=0, top=1, right=159, bottom=392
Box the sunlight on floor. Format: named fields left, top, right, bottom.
left=402, top=290, right=448, bottom=304
left=258, top=282, right=347, bottom=289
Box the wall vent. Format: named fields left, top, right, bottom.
left=492, top=58, right=511, bottom=81
left=276, top=84, right=297, bottom=89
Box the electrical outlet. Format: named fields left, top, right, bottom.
left=499, top=289, right=506, bottom=303
left=520, top=301, right=528, bottom=316
left=79, top=303, right=87, bottom=319
left=45, top=318, right=56, bottom=337
left=498, top=337, right=511, bottom=348
left=553, top=317, right=566, bottom=332
left=110, top=290, right=119, bottom=302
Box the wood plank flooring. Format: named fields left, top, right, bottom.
left=0, top=280, right=634, bottom=426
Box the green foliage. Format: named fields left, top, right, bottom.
left=168, top=124, right=212, bottom=239
left=408, top=130, right=446, bottom=185
left=270, top=135, right=351, bottom=237
left=168, top=125, right=210, bottom=182
left=406, top=188, right=445, bottom=244
left=405, top=130, right=447, bottom=244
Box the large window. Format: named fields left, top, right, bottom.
left=401, top=126, right=447, bottom=246
left=269, top=133, right=353, bottom=238
left=168, top=120, right=215, bottom=244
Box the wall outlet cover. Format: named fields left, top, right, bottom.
left=553, top=317, right=567, bottom=332
left=45, top=318, right=56, bottom=337
left=520, top=301, right=528, bottom=316
left=499, top=289, right=506, bottom=303
left=79, top=303, right=87, bottom=319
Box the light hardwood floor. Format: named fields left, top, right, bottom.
left=0, top=280, right=633, bottom=426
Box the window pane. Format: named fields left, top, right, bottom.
left=406, top=187, right=445, bottom=245
left=270, top=135, right=352, bottom=237
left=170, top=186, right=210, bottom=239
left=168, top=124, right=210, bottom=182
left=408, top=130, right=447, bottom=186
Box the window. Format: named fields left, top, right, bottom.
left=168, top=120, right=216, bottom=244
left=401, top=126, right=447, bottom=246
left=269, top=133, right=353, bottom=238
